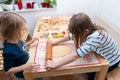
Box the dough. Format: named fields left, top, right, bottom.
left=52, top=45, right=71, bottom=57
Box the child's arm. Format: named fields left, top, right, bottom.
left=6, top=62, right=40, bottom=74
left=26, top=38, right=38, bottom=46
left=48, top=35, right=70, bottom=46
left=26, top=38, right=38, bottom=50
left=46, top=52, right=79, bottom=69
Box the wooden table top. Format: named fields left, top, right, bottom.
left=25, top=43, right=109, bottom=78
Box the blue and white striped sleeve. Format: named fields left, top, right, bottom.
left=76, top=36, right=101, bottom=57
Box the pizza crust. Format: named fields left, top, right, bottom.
left=52, top=45, right=71, bottom=57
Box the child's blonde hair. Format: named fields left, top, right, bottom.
left=0, top=12, right=26, bottom=41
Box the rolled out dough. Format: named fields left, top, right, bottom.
left=52, top=45, right=71, bottom=57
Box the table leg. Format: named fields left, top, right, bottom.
left=94, top=65, right=109, bottom=80
left=24, top=71, right=35, bottom=80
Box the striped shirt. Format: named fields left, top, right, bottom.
left=69, top=31, right=120, bottom=66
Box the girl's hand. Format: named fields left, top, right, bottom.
left=27, top=38, right=39, bottom=50
left=6, top=62, right=40, bottom=74
left=24, top=62, right=40, bottom=71
left=45, top=60, right=56, bottom=70
left=27, top=38, right=39, bottom=45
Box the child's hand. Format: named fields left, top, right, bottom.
left=27, top=38, right=39, bottom=50
left=24, top=62, right=40, bottom=71
left=27, top=38, right=39, bottom=45
left=45, top=60, right=56, bottom=70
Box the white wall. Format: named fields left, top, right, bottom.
left=0, top=0, right=101, bottom=48
left=99, top=0, right=120, bottom=29
left=1, top=0, right=120, bottom=48
left=17, top=0, right=100, bottom=36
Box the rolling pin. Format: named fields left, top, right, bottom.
left=46, top=43, right=52, bottom=60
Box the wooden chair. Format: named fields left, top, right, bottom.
left=0, top=50, right=3, bottom=71
left=106, top=67, right=120, bottom=80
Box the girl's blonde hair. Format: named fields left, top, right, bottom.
left=68, top=13, right=103, bottom=48
left=0, top=12, right=26, bottom=41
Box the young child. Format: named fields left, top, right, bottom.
left=45, top=13, right=120, bottom=80
left=0, top=12, right=40, bottom=80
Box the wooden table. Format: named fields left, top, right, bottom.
left=23, top=16, right=109, bottom=80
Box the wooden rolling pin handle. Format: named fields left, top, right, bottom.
left=46, top=43, right=52, bottom=60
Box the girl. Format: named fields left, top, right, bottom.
left=45, top=13, right=120, bottom=80
left=0, top=12, right=40, bottom=80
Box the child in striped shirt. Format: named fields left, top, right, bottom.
left=45, top=13, right=120, bottom=80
